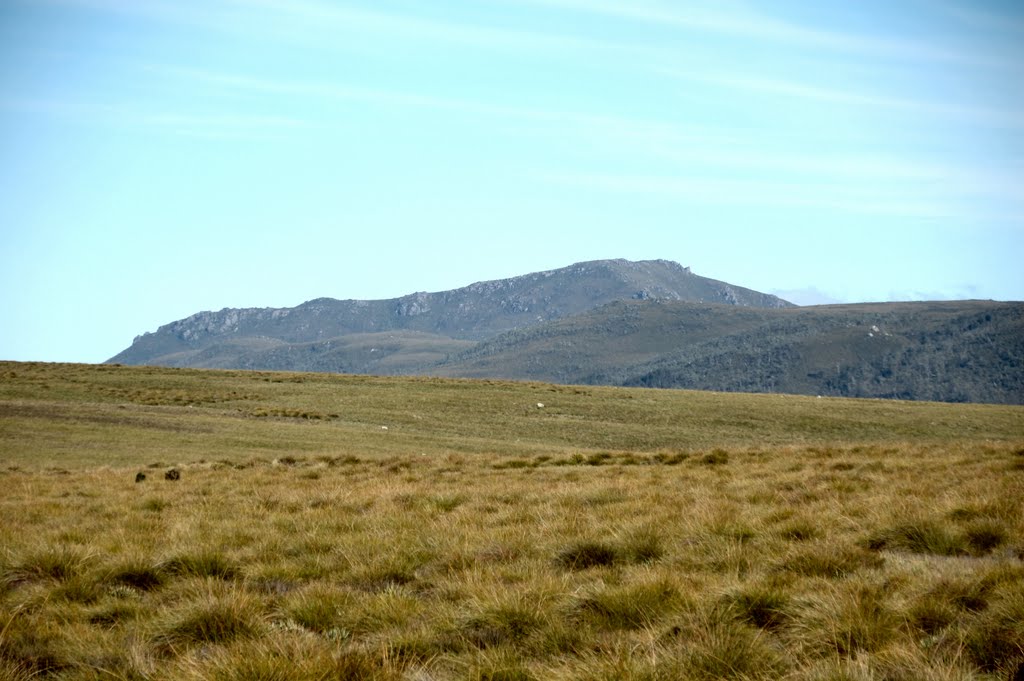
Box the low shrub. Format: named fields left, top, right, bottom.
left=791, top=583, right=898, bottom=657
left=865, top=518, right=968, bottom=556
left=106, top=560, right=166, bottom=591
left=459, top=605, right=543, bottom=648
left=777, top=517, right=820, bottom=542
left=152, top=593, right=263, bottom=653
left=699, top=450, right=729, bottom=465
left=962, top=517, right=1008, bottom=555
left=161, top=552, right=241, bottom=580
left=663, top=607, right=788, bottom=680
left=282, top=584, right=353, bottom=633
left=722, top=583, right=790, bottom=630
left=963, top=581, right=1024, bottom=674
left=576, top=579, right=679, bottom=629
left=780, top=544, right=883, bottom=579
left=2, top=547, right=90, bottom=588
left=555, top=541, right=618, bottom=570
left=619, top=528, right=665, bottom=564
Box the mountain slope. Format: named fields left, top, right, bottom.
left=430, top=299, right=1024, bottom=404
left=108, top=259, right=791, bottom=368
left=106, top=259, right=1023, bottom=404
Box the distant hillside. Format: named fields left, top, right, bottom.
left=431, top=299, right=1024, bottom=404
left=107, top=259, right=1023, bottom=404
left=108, top=259, right=791, bottom=370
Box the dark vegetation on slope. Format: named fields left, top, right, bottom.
left=106, top=259, right=1023, bottom=404
left=436, top=300, right=1024, bottom=404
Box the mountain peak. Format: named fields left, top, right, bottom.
left=108, top=258, right=792, bottom=367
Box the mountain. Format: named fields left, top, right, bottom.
left=430, top=299, right=1024, bottom=404
left=108, top=259, right=791, bottom=370
left=107, top=259, right=1024, bottom=404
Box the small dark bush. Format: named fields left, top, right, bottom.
left=723, top=585, right=790, bottom=630
left=963, top=518, right=1007, bottom=555
left=909, top=597, right=957, bottom=635
left=495, top=459, right=533, bottom=470
left=164, top=468, right=180, bottom=481
left=577, top=580, right=679, bottom=629
left=460, top=606, right=541, bottom=648
left=866, top=519, right=967, bottom=556
left=964, top=587, right=1024, bottom=673
left=356, top=565, right=418, bottom=592
left=620, top=529, right=665, bottom=564
left=653, top=451, right=689, bottom=465
left=107, top=562, right=166, bottom=591
left=328, top=454, right=362, bottom=466
left=778, top=518, right=820, bottom=542
left=2, top=548, right=88, bottom=588
left=663, top=610, right=788, bottom=680
left=153, top=599, right=261, bottom=652
left=88, top=602, right=139, bottom=627
left=556, top=541, right=619, bottom=570
left=700, top=450, right=729, bottom=465
left=161, top=552, right=240, bottom=580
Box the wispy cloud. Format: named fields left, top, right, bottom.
left=665, top=69, right=1024, bottom=130
left=0, top=93, right=311, bottom=140
left=520, top=0, right=1008, bottom=68
left=142, top=64, right=1024, bottom=208
left=541, top=171, right=1023, bottom=222
left=146, top=64, right=708, bottom=135
left=44, top=0, right=637, bottom=59
left=143, top=112, right=310, bottom=139
left=226, top=0, right=624, bottom=54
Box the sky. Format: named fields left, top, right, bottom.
left=1, top=0, right=1022, bottom=364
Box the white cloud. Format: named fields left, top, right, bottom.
left=770, top=288, right=845, bottom=306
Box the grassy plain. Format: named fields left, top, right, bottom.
left=1, top=361, right=1023, bottom=680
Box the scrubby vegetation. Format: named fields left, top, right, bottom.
left=1, top=362, right=1023, bottom=679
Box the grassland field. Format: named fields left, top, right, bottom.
left=1, top=361, right=1023, bottom=680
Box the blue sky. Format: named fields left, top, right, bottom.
left=2, top=0, right=1022, bottom=363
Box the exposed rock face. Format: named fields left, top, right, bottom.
left=108, top=259, right=793, bottom=368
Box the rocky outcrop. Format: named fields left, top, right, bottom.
left=108, top=258, right=793, bottom=368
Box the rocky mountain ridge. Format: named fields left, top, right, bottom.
left=111, top=259, right=790, bottom=366
left=107, top=259, right=1023, bottom=404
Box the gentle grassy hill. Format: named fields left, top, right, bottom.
left=2, top=362, right=1023, bottom=680
left=2, top=361, right=1021, bottom=469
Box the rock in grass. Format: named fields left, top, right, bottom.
left=135, top=472, right=146, bottom=483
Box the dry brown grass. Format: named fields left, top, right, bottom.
left=1, top=362, right=1023, bottom=679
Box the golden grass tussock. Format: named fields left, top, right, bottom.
left=1, top=361, right=1023, bottom=679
